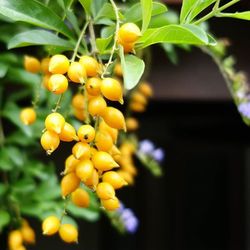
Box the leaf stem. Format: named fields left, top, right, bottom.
left=193, top=0, right=240, bottom=25
left=52, top=94, right=64, bottom=112
left=101, top=0, right=120, bottom=78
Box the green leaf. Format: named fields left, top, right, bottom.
left=218, top=11, right=250, bottom=21
left=141, top=0, right=153, bottom=33
left=0, top=24, right=28, bottom=44
left=0, top=63, right=8, bottom=78
left=125, top=2, right=167, bottom=23
left=8, top=30, right=74, bottom=50
left=0, top=53, right=20, bottom=66
left=0, top=0, right=74, bottom=38
left=180, top=0, right=216, bottom=24
left=0, top=210, right=11, bottom=231
left=96, top=35, right=113, bottom=54
left=161, top=43, right=178, bottom=64
left=149, top=11, right=178, bottom=28
left=67, top=203, right=100, bottom=222
left=0, top=147, right=13, bottom=171
left=79, top=0, right=92, bottom=15
left=12, top=178, right=36, bottom=194
left=6, top=146, right=25, bottom=168
left=91, top=0, right=107, bottom=17
left=66, top=9, right=81, bottom=34
left=137, top=24, right=213, bottom=48
left=94, top=3, right=123, bottom=22
left=119, top=47, right=145, bottom=90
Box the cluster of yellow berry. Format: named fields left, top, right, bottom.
left=8, top=220, right=35, bottom=250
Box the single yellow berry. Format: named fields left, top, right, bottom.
left=40, top=130, right=60, bottom=155
left=96, top=182, right=115, bottom=200
left=114, top=63, right=123, bottom=77
left=125, top=117, right=139, bottom=131
left=85, top=169, right=99, bottom=189
left=129, top=101, right=145, bottom=112
left=48, top=74, right=68, bottom=94
left=121, top=163, right=137, bottom=176
left=86, top=77, right=102, bottom=96
left=72, top=93, right=85, bottom=110
left=59, top=122, right=78, bottom=142
left=92, top=151, right=119, bottom=171
left=117, top=170, right=134, bottom=185
left=101, top=196, right=120, bottom=211
left=131, top=91, right=147, bottom=105
left=95, top=130, right=113, bottom=152
left=79, top=55, right=99, bottom=77
left=42, top=74, right=51, bottom=90
left=77, top=124, right=95, bottom=143
left=67, top=62, right=86, bottom=83
left=59, top=224, right=78, bottom=243
left=88, top=96, right=107, bottom=117
left=118, top=23, right=141, bottom=43
left=75, top=159, right=94, bottom=182
left=20, top=107, right=36, bottom=125
left=42, top=216, right=60, bottom=236
left=8, top=230, right=23, bottom=250
left=49, top=54, right=69, bottom=74
left=138, top=82, right=153, bottom=97
left=101, top=78, right=123, bottom=104
left=99, top=120, right=118, bottom=143
left=109, top=145, right=121, bottom=157
left=72, top=142, right=91, bottom=160
left=71, top=188, right=90, bottom=208
left=102, top=171, right=127, bottom=189
left=41, top=57, right=50, bottom=74
left=21, top=225, right=35, bottom=244
left=117, top=37, right=135, bottom=53
left=45, top=112, right=65, bottom=134
left=102, top=107, right=126, bottom=131
left=24, top=55, right=40, bottom=73
left=15, top=245, right=27, bottom=250
left=61, top=172, right=80, bottom=197
left=73, top=108, right=85, bottom=121
left=63, top=154, right=80, bottom=175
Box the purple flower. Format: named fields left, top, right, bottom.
left=152, top=148, right=165, bottom=162
left=124, top=217, right=139, bottom=234
left=238, top=102, right=250, bottom=118
left=139, top=140, right=155, bottom=154
left=121, top=209, right=134, bottom=221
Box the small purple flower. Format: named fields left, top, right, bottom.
left=152, top=148, right=165, bottom=162
left=121, top=209, right=134, bottom=221
left=124, top=217, right=139, bottom=234
left=139, top=139, right=155, bottom=154
left=238, top=102, right=250, bottom=119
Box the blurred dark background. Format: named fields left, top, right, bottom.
left=2, top=1, right=250, bottom=250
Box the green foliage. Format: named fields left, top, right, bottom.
left=141, top=0, right=153, bottom=33
left=218, top=11, right=250, bottom=21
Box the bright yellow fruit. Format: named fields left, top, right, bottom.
left=72, top=93, right=85, bottom=110
left=92, top=151, right=119, bottom=171
left=102, top=171, right=127, bottom=189
left=88, top=96, right=107, bottom=117
left=20, top=107, right=36, bottom=125
left=8, top=230, right=23, bottom=250
left=42, top=216, right=60, bottom=236
left=118, top=23, right=141, bottom=43
left=79, top=55, right=99, bottom=77
left=101, top=78, right=123, bottom=104
left=49, top=54, right=69, bottom=74
left=61, top=172, right=80, bottom=197
left=40, top=130, right=60, bottom=155
left=63, top=154, right=79, bottom=175
left=41, top=57, right=50, bottom=74
left=96, top=182, right=115, bottom=200
left=99, top=120, right=118, bottom=143
left=72, top=142, right=91, bottom=160
left=138, top=82, right=153, bottom=97
left=77, top=124, right=95, bottom=143
left=67, top=62, right=86, bottom=83
left=59, top=224, right=78, bottom=243
left=86, top=77, right=102, bottom=96
left=48, top=74, right=68, bottom=94
left=24, top=55, right=40, bottom=73
left=21, top=225, right=35, bottom=244
left=75, top=159, right=94, bottom=182
left=59, top=122, right=78, bottom=142
left=101, top=196, right=120, bottom=211
left=125, top=117, right=139, bottom=131
left=71, top=188, right=90, bottom=208
left=45, top=112, right=65, bottom=134
left=95, top=130, right=113, bottom=152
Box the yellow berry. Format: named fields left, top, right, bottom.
left=138, top=82, right=153, bottom=97
left=42, top=74, right=51, bottom=90
left=42, top=216, right=60, bottom=236
left=48, top=74, right=68, bottom=94
left=73, top=108, right=85, bottom=121
left=72, top=93, right=85, bottom=110
left=131, top=91, right=147, bottom=105
left=21, top=226, right=35, bottom=244
left=121, top=163, right=137, bottom=176
left=59, top=224, right=78, bottom=243
left=96, top=182, right=115, bottom=200
left=114, top=63, right=123, bottom=77
left=102, top=107, right=126, bottom=131
left=99, top=120, right=118, bottom=143
left=45, top=112, right=65, bottom=134
left=79, top=55, right=99, bottom=77
left=20, top=107, right=36, bottom=125
left=118, top=23, right=141, bottom=43
left=71, top=188, right=90, bottom=208
left=75, top=159, right=94, bottom=182
left=24, top=55, right=40, bottom=73
left=40, top=130, right=60, bottom=155
left=117, top=170, right=134, bottom=185
left=88, top=96, right=107, bottom=117
left=101, top=78, right=123, bottom=104
left=117, top=37, right=135, bottom=53
left=63, top=154, right=79, bottom=175
left=101, top=196, right=120, bottom=211
left=15, top=245, right=26, bottom=250
left=61, top=172, right=80, bottom=197
left=67, top=62, right=86, bottom=83
left=41, top=57, right=50, bottom=74
left=59, top=122, right=78, bottom=142
left=72, top=142, right=91, bottom=160
left=129, top=101, right=145, bottom=112
left=102, top=171, right=127, bottom=189
left=109, top=145, right=121, bottom=157
left=85, top=169, right=99, bottom=189
left=95, top=130, right=113, bottom=152
left=126, top=117, right=139, bottom=131
left=86, top=77, right=102, bottom=96
left=77, top=124, right=95, bottom=143
left=8, top=230, right=23, bottom=250
left=49, top=54, right=69, bottom=74
left=92, top=151, right=119, bottom=171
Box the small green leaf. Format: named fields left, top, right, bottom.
left=125, top=2, right=167, bottom=23
left=161, top=44, right=178, bottom=64
left=96, top=35, right=113, bottom=54
left=91, top=0, right=108, bottom=17
left=141, top=0, right=153, bottom=33
left=0, top=147, right=13, bottom=171
left=0, top=53, right=20, bottom=66
left=0, top=63, right=8, bottom=78
left=8, top=30, right=74, bottom=50
left=0, top=210, right=11, bottom=231
left=0, top=0, right=74, bottom=38
left=218, top=11, right=250, bottom=21
left=149, top=11, right=178, bottom=28
left=119, top=47, right=145, bottom=90
left=137, top=24, right=212, bottom=48
left=79, top=0, right=92, bottom=15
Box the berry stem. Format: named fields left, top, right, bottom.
left=101, top=0, right=120, bottom=78
left=83, top=87, right=90, bottom=124
left=71, top=21, right=90, bottom=62
left=52, top=94, right=64, bottom=112
left=193, top=0, right=240, bottom=25
left=60, top=196, right=70, bottom=223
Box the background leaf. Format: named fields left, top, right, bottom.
left=0, top=210, right=11, bottom=232
left=79, top=0, right=92, bottom=15
left=141, top=0, right=153, bottom=33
